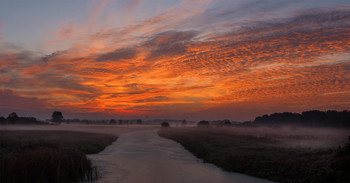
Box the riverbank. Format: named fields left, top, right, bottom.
left=0, top=130, right=117, bottom=183
left=158, top=127, right=350, bottom=183
left=89, top=129, right=273, bottom=183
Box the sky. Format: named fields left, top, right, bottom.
left=0, top=0, right=349, bottom=121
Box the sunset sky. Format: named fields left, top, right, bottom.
left=0, top=0, right=349, bottom=121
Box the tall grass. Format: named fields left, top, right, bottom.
left=0, top=130, right=117, bottom=183
left=158, top=127, right=350, bottom=183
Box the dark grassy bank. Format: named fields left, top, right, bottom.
left=158, top=127, right=350, bottom=183
left=0, top=130, right=117, bottom=183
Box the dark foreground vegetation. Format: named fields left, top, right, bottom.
left=0, top=130, right=117, bottom=183
left=159, top=127, right=350, bottom=183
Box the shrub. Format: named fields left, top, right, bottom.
left=197, top=120, right=210, bottom=127
left=161, top=122, right=170, bottom=128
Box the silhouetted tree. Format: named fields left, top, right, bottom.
left=197, top=120, right=210, bottom=127
left=110, top=119, right=116, bottom=124
left=51, top=111, right=64, bottom=123
left=137, top=119, right=142, bottom=124
left=254, top=110, right=350, bottom=128
left=0, top=116, right=6, bottom=124
left=301, top=110, right=326, bottom=126
left=222, top=119, right=231, bottom=125
left=161, top=122, right=170, bottom=128
left=17, top=117, right=38, bottom=124
left=181, top=119, right=187, bottom=126
left=7, top=112, right=19, bottom=123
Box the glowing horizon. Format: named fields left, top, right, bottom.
left=0, top=0, right=349, bottom=120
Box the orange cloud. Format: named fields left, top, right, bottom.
left=1, top=4, right=349, bottom=120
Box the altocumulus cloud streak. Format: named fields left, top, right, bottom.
left=0, top=0, right=349, bottom=120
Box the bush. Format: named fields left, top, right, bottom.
left=197, top=120, right=210, bottom=127
left=161, top=122, right=170, bottom=128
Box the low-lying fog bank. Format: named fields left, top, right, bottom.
left=1, top=124, right=348, bottom=148
left=159, top=126, right=350, bottom=183
left=193, top=125, right=350, bottom=148
left=0, top=124, right=159, bottom=136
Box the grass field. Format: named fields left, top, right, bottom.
left=0, top=130, right=117, bottom=183
left=158, top=127, right=350, bottom=183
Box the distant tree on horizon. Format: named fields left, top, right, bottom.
left=110, top=119, right=116, bottom=124
left=181, top=119, right=187, bottom=126
left=222, top=119, right=231, bottom=125
left=0, top=116, right=6, bottom=124
left=7, top=112, right=19, bottom=123
left=161, top=122, right=170, bottom=128
left=197, top=120, right=210, bottom=127
left=51, top=111, right=64, bottom=123
left=137, top=119, right=142, bottom=124
left=254, top=110, right=350, bottom=128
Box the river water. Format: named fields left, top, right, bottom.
left=89, top=129, right=274, bottom=183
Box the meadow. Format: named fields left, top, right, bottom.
left=0, top=130, right=117, bottom=183
left=158, top=126, right=350, bottom=183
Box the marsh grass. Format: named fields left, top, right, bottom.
left=0, top=130, right=117, bottom=183
left=158, top=127, right=350, bottom=183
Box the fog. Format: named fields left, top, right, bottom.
left=1, top=124, right=349, bottom=183
left=2, top=123, right=348, bottom=150
left=0, top=124, right=158, bottom=136
left=0, top=124, right=274, bottom=183
left=194, top=125, right=350, bottom=148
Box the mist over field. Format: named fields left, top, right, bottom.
left=0, top=123, right=157, bottom=135
left=1, top=118, right=350, bottom=183
left=2, top=123, right=348, bottom=148
left=208, top=126, right=349, bottom=148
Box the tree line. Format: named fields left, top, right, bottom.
left=0, top=111, right=64, bottom=125
left=254, top=110, right=350, bottom=128
left=0, top=111, right=143, bottom=125
left=193, top=110, right=349, bottom=128
left=2, top=110, right=349, bottom=127
left=0, top=112, right=41, bottom=124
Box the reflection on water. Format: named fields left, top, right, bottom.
left=89, top=130, right=274, bottom=183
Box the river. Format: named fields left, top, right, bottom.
left=89, top=129, right=274, bottom=183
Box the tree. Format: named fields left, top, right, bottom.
left=110, top=119, right=116, bottom=124
left=18, top=117, right=38, bottom=124
left=137, top=119, right=142, bottom=124
left=161, top=122, right=170, bottom=128
left=51, top=111, right=64, bottom=123
left=181, top=119, right=187, bottom=126
left=0, top=116, right=6, bottom=124
left=197, top=120, right=210, bottom=127
left=222, top=119, right=231, bottom=125
left=7, top=112, right=19, bottom=123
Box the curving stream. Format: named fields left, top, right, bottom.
left=88, top=129, right=274, bottom=183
